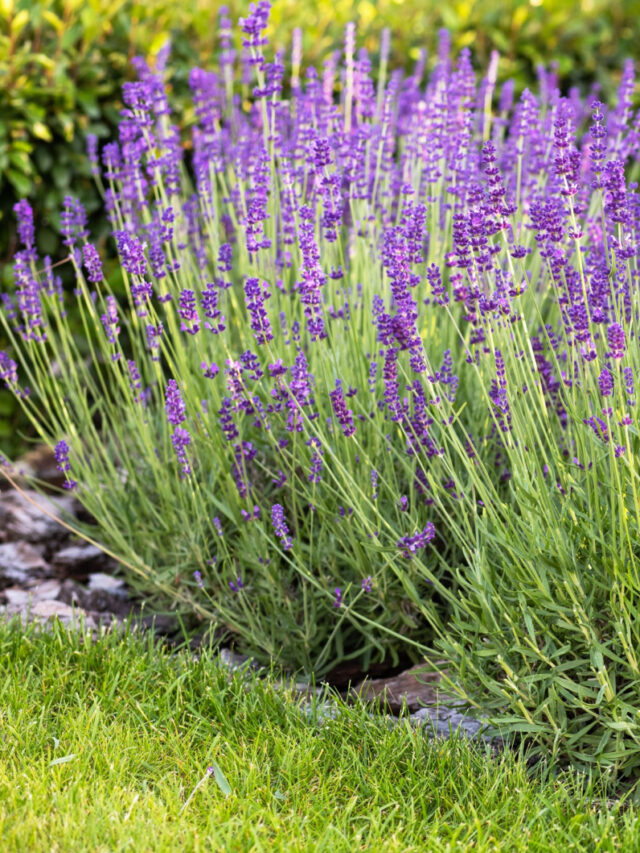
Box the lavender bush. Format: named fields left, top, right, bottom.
left=3, top=1, right=640, bottom=774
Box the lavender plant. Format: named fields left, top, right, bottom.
left=3, top=2, right=640, bottom=774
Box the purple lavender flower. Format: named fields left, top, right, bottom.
left=624, top=367, right=635, bottom=404
left=489, top=350, right=510, bottom=432
left=201, top=361, right=219, bottom=379
left=271, top=503, right=293, bottom=550
left=0, top=352, right=18, bottom=389
left=229, top=576, right=244, bottom=592
left=146, top=323, right=164, bottom=361
left=218, top=397, right=239, bottom=441
left=178, top=289, right=200, bottom=335
left=171, top=427, right=191, bottom=476
left=371, top=469, right=379, bottom=499
left=307, top=437, right=324, bottom=484
left=598, top=367, right=614, bottom=398
left=361, top=576, right=372, bottom=592
left=14, top=200, right=35, bottom=258
left=607, top=323, right=626, bottom=359
left=82, top=243, right=103, bottom=284
left=239, top=0, right=271, bottom=53
left=54, top=440, right=77, bottom=491
left=86, top=133, right=100, bottom=177
left=329, top=380, right=356, bottom=437
left=397, top=523, right=435, bottom=559
left=213, top=517, right=223, bottom=536
left=244, top=277, right=273, bottom=345
left=382, top=347, right=403, bottom=422
left=194, top=570, right=204, bottom=589
left=114, top=231, right=147, bottom=277
left=296, top=205, right=327, bottom=341
left=584, top=415, right=609, bottom=443
left=201, top=282, right=226, bottom=334
left=269, top=360, right=287, bottom=378
left=332, top=587, right=342, bottom=608
left=61, top=196, right=89, bottom=249
left=165, top=379, right=186, bottom=425
left=101, top=296, right=120, bottom=345
left=218, top=243, right=233, bottom=272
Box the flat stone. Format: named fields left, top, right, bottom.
left=0, top=541, right=49, bottom=586
left=3, top=579, right=61, bottom=606
left=29, top=579, right=62, bottom=600
left=9, top=445, right=65, bottom=488
left=352, top=663, right=447, bottom=712
left=219, top=647, right=259, bottom=671
left=410, top=706, right=493, bottom=741
left=55, top=578, right=130, bottom=618
left=51, top=544, right=107, bottom=575
left=31, top=599, right=78, bottom=620
left=87, top=573, right=126, bottom=594
left=0, top=489, right=75, bottom=543
left=3, top=587, right=31, bottom=606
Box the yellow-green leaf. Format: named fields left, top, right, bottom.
left=10, top=8, right=28, bottom=35
left=32, top=122, right=52, bottom=142
left=42, top=10, right=65, bottom=34
left=31, top=53, right=56, bottom=71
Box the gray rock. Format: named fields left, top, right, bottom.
left=0, top=541, right=49, bottom=586
left=218, top=647, right=259, bottom=671
left=0, top=489, right=75, bottom=543
left=410, top=705, right=495, bottom=742
left=0, top=597, right=99, bottom=631
left=351, top=663, right=446, bottom=712
left=51, top=543, right=109, bottom=576
left=7, top=445, right=64, bottom=488
left=3, top=587, right=31, bottom=607
left=88, top=573, right=126, bottom=594
left=57, top=577, right=133, bottom=618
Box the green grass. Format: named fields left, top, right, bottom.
left=0, top=620, right=638, bottom=852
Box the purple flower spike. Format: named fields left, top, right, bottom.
left=371, top=469, right=379, bottom=499
left=329, top=380, right=356, bottom=437
left=171, top=427, right=192, bottom=476
left=178, top=289, right=200, bottom=335
left=397, top=523, right=435, bottom=559
left=114, top=231, right=147, bottom=277
left=54, top=440, right=77, bottom=491
left=82, top=243, right=103, bottom=284
left=229, top=576, right=244, bottom=592
left=271, top=503, right=293, bottom=550
left=607, top=323, right=626, bottom=359
left=61, top=196, right=89, bottom=249
left=333, top=587, right=342, bottom=607
left=194, top=570, right=204, bottom=589
left=86, top=133, right=100, bottom=177
left=598, top=367, right=614, bottom=398
left=201, top=361, right=219, bottom=379
left=217, top=243, right=233, bottom=272
left=244, top=277, right=273, bottom=345
left=165, top=379, right=186, bottom=425
left=0, top=352, right=18, bottom=389
left=361, top=576, right=372, bottom=593
left=14, top=200, right=35, bottom=258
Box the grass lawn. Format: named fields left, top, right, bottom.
left=0, top=620, right=638, bottom=852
